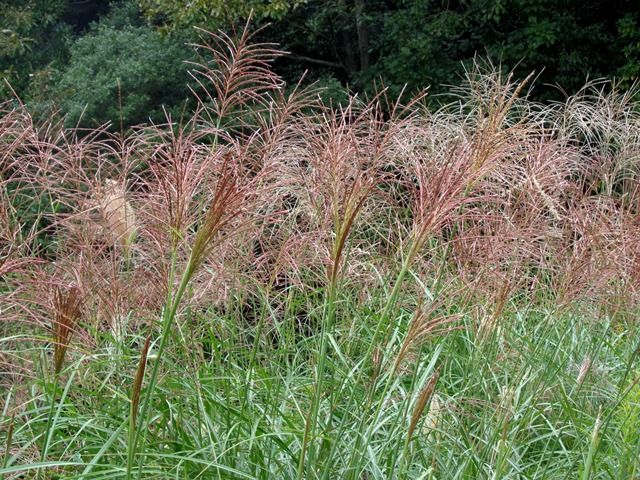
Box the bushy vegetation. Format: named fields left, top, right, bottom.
left=1, top=0, right=639, bottom=131
left=57, top=22, right=192, bottom=129
left=2, top=25, right=640, bottom=480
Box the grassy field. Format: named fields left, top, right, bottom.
left=1, top=27, right=640, bottom=479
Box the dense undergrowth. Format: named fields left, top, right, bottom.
left=1, top=25, right=640, bottom=479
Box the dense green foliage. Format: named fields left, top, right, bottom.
left=0, top=0, right=72, bottom=99
left=1, top=0, right=639, bottom=129
left=269, top=0, right=640, bottom=100
left=139, top=0, right=306, bottom=29
left=58, top=23, right=192, bottom=129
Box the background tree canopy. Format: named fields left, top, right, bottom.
left=1, top=0, right=638, bottom=129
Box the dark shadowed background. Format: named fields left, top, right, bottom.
left=1, top=0, right=638, bottom=129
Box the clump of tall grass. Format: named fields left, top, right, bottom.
left=1, top=23, right=640, bottom=479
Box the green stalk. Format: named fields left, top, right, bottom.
left=582, top=408, right=602, bottom=480
left=350, top=342, right=441, bottom=480
left=299, top=209, right=357, bottom=478
left=125, top=333, right=151, bottom=480
left=345, top=255, right=411, bottom=479
left=398, top=426, right=413, bottom=479
left=349, top=234, right=454, bottom=478
left=132, top=252, right=195, bottom=479
left=246, top=288, right=270, bottom=389
left=38, top=369, right=76, bottom=480
left=125, top=391, right=137, bottom=479
left=38, top=375, right=59, bottom=480
left=297, top=280, right=338, bottom=479
left=1, top=413, right=14, bottom=480
left=396, top=363, right=424, bottom=480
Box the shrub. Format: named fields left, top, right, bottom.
left=57, top=23, right=193, bottom=130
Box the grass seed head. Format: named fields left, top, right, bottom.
left=131, top=333, right=152, bottom=427
left=51, top=285, right=82, bottom=375
left=407, top=367, right=440, bottom=443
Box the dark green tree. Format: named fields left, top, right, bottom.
left=266, top=0, right=640, bottom=101
left=617, top=11, right=640, bottom=87
left=56, top=3, right=194, bottom=130
left=139, top=0, right=307, bottom=31
left=0, top=0, right=71, bottom=99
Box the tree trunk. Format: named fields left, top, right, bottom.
left=354, top=0, right=369, bottom=71
left=338, top=0, right=358, bottom=74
